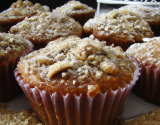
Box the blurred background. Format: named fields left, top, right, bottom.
left=0, top=0, right=97, bottom=12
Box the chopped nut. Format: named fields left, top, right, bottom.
left=75, top=48, right=87, bottom=61
left=48, top=61, right=71, bottom=78
left=88, top=84, right=100, bottom=98
left=100, top=61, right=119, bottom=76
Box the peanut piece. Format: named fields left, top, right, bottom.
left=88, top=84, right=100, bottom=98
left=100, top=61, right=119, bottom=76
left=48, top=61, right=71, bottom=78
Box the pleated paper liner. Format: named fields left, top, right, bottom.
left=132, top=64, right=160, bottom=105
left=0, top=58, right=22, bottom=102
left=15, top=67, right=140, bottom=125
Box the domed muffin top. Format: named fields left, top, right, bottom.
left=83, top=9, right=153, bottom=43
left=119, top=5, right=160, bottom=25
left=53, top=1, right=95, bottom=16
left=17, top=36, right=139, bottom=97
left=0, top=33, right=33, bottom=64
left=126, top=37, right=160, bottom=68
left=0, top=0, right=51, bottom=25
left=10, top=12, right=83, bottom=44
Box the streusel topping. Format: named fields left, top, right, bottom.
left=83, top=9, right=153, bottom=42
left=126, top=37, right=160, bottom=67
left=0, top=33, right=33, bottom=63
left=10, top=12, right=83, bottom=44
left=0, top=103, right=43, bottom=125
left=0, top=0, right=50, bottom=25
left=119, top=5, right=160, bottom=25
left=17, top=36, right=138, bottom=97
left=53, top=1, right=95, bottom=17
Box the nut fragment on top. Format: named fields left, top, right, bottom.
left=0, top=0, right=51, bottom=26
left=10, top=12, right=83, bottom=45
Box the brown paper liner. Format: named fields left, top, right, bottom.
left=15, top=67, right=139, bottom=125
left=0, top=58, right=22, bottom=102
left=132, top=64, right=160, bottom=105
left=0, top=41, right=33, bottom=102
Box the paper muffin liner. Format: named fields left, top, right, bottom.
left=0, top=41, right=33, bottom=102
left=0, top=58, right=23, bottom=102
left=15, top=66, right=139, bottom=125
left=132, top=64, right=160, bottom=105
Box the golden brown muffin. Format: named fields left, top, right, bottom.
left=0, top=0, right=51, bottom=32
left=0, top=103, right=43, bottom=125
left=126, top=37, right=160, bottom=105
left=0, top=33, right=33, bottom=102
left=10, top=12, right=83, bottom=50
left=15, top=36, right=140, bottom=125
left=118, top=108, right=160, bottom=125
left=119, top=5, right=160, bottom=36
left=83, top=9, right=154, bottom=51
left=53, top=1, right=95, bottom=25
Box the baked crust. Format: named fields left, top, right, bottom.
left=83, top=9, right=153, bottom=44
left=119, top=5, right=160, bottom=25
left=16, top=36, right=139, bottom=97
left=0, top=33, right=33, bottom=64
left=10, top=12, right=83, bottom=45
left=53, top=1, right=95, bottom=25
left=126, top=37, right=160, bottom=68
left=0, top=0, right=50, bottom=25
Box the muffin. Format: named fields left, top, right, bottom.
left=118, top=108, right=160, bottom=125
left=0, top=33, right=33, bottom=102
left=119, top=5, right=160, bottom=36
left=53, top=1, right=95, bottom=25
left=0, top=102, right=43, bottom=125
left=126, top=37, right=160, bottom=105
left=14, top=36, right=139, bottom=125
left=0, top=0, right=51, bottom=32
left=83, top=9, right=154, bottom=51
left=10, top=12, right=83, bottom=50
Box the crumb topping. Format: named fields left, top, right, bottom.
left=119, top=5, right=160, bottom=25
left=0, top=103, right=43, bottom=125
left=53, top=1, right=95, bottom=17
left=0, top=33, right=33, bottom=63
left=126, top=37, right=160, bottom=67
left=10, top=12, right=83, bottom=44
left=17, top=36, right=138, bottom=97
left=83, top=9, right=153, bottom=42
left=11, top=0, right=50, bottom=17
left=0, top=0, right=50, bottom=25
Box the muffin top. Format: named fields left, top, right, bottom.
left=126, top=37, right=160, bottom=68
left=10, top=12, right=83, bottom=44
left=0, top=103, right=42, bottom=125
left=53, top=1, right=95, bottom=17
left=17, top=36, right=139, bottom=97
left=0, top=0, right=51, bottom=25
left=119, top=5, right=160, bottom=25
left=0, top=33, right=33, bottom=64
left=83, top=9, right=153, bottom=43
